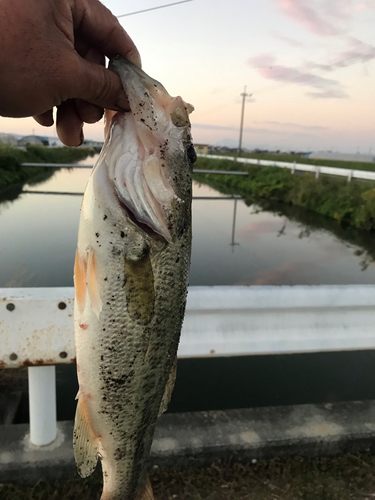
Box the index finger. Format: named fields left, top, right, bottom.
left=71, top=0, right=141, bottom=66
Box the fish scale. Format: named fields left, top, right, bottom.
left=73, top=56, right=194, bottom=500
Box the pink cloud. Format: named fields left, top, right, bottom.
left=336, top=37, right=375, bottom=66
left=249, top=54, right=340, bottom=88
left=307, top=37, right=375, bottom=72
left=355, top=1, right=375, bottom=10
left=248, top=53, right=348, bottom=99
left=273, top=32, right=306, bottom=47
left=279, top=0, right=341, bottom=36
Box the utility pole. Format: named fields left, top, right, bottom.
left=238, top=86, right=251, bottom=158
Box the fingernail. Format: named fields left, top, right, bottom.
left=117, top=91, right=130, bottom=111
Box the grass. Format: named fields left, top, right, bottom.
left=217, top=152, right=375, bottom=173
left=2, top=454, right=375, bottom=499
left=0, top=144, right=95, bottom=191
left=194, top=157, right=375, bottom=232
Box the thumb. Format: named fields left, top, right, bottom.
left=73, top=58, right=129, bottom=111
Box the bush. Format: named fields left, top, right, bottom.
left=0, top=145, right=95, bottom=190
left=194, top=157, right=375, bottom=232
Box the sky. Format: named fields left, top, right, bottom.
left=1, top=0, right=375, bottom=153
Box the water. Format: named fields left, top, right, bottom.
left=4, top=156, right=375, bottom=421
left=1, top=156, right=375, bottom=287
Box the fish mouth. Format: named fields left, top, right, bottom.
left=103, top=57, right=194, bottom=242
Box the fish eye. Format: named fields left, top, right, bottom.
left=187, top=144, right=197, bottom=164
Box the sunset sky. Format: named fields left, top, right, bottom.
left=1, top=0, right=375, bottom=153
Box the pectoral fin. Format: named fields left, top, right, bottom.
left=124, top=249, right=155, bottom=324
left=73, top=398, right=99, bottom=478
left=158, top=357, right=177, bottom=417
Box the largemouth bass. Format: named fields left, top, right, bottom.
left=73, top=56, right=195, bottom=500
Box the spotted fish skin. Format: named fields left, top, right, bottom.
left=73, top=57, right=194, bottom=500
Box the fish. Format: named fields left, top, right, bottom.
left=73, top=56, right=195, bottom=500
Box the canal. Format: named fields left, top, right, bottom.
left=2, top=157, right=375, bottom=421
left=2, top=158, right=375, bottom=288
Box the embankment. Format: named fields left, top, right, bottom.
left=0, top=145, right=95, bottom=202
left=223, top=152, right=375, bottom=173
left=194, top=157, right=375, bottom=231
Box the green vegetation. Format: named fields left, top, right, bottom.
left=0, top=145, right=95, bottom=192
left=194, top=157, right=375, bottom=231
left=218, top=152, right=375, bottom=173
left=2, top=454, right=375, bottom=499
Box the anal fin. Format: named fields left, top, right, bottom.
left=135, top=475, right=154, bottom=500
left=73, top=397, right=99, bottom=478
left=158, top=357, right=177, bottom=417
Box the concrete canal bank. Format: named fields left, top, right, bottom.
left=2, top=401, right=375, bottom=483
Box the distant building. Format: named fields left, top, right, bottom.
left=305, top=151, right=375, bottom=163
left=194, top=143, right=209, bottom=155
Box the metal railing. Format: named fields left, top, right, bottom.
left=21, top=162, right=249, bottom=176
left=2, top=285, right=375, bottom=447
left=21, top=156, right=375, bottom=182
left=200, top=155, right=375, bottom=182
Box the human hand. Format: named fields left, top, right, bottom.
left=0, top=0, right=140, bottom=146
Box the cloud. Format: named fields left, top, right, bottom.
left=248, top=53, right=347, bottom=98
left=306, top=61, right=334, bottom=72
left=273, top=32, right=305, bottom=47
left=278, top=0, right=341, bottom=36
left=193, top=123, right=238, bottom=131
left=306, top=89, right=348, bottom=99
left=306, top=37, right=375, bottom=73
left=253, top=120, right=328, bottom=131
left=334, top=37, right=375, bottom=67
left=192, top=123, right=323, bottom=137
left=250, top=54, right=277, bottom=67
left=354, top=1, right=375, bottom=10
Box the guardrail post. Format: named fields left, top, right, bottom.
left=292, top=161, right=296, bottom=174
left=348, top=170, right=353, bottom=183
left=315, top=166, right=320, bottom=179
left=28, top=366, right=57, bottom=445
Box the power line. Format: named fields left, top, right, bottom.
left=117, top=0, right=193, bottom=18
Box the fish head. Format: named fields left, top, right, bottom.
left=101, top=56, right=195, bottom=243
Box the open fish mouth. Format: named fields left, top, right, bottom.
left=101, top=57, right=194, bottom=242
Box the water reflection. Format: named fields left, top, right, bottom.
left=1, top=164, right=375, bottom=287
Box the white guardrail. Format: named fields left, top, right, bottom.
left=22, top=157, right=375, bottom=182
left=199, top=154, right=375, bottom=182
left=2, top=285, right=375, bottom=446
